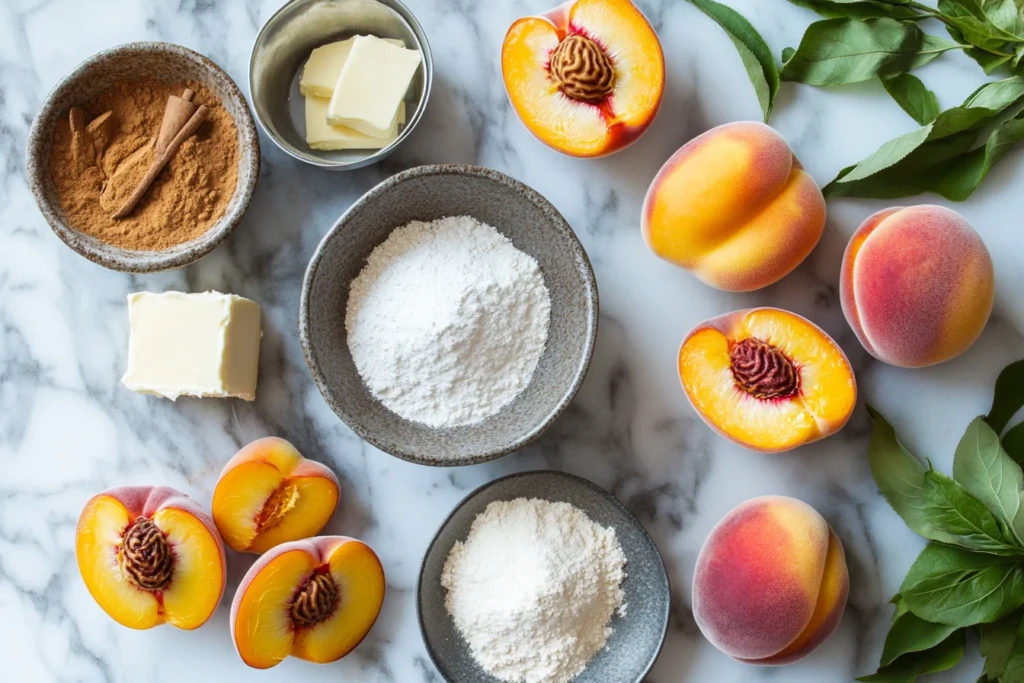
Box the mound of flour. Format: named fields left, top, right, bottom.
left=345, top=215, right=551, bottom=429
left=441, top=498, right=627, bottom=683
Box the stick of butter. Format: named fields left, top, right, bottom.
left=299, top=36, right=405, bottom=99
left=306, top=97, right=406, bottom=150
left=121, top=292, right=262, bottom=401
left=327, top=35, right=421, bottom=137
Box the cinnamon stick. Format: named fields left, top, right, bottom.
left=112, top=104, right=209, bottom=219
left=155, top=89, right=196, bottom=154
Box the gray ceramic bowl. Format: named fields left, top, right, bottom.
left=418, top=470, right=671, bottom=683
left=26, top=42, right=260, bottom=273
left=300, top=165, right=598, bottom=465
left=249, top=0, right=432, bottom=170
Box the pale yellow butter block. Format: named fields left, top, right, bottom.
left=300, top=36, right=405, bottom=98
left=122, top=292, right=262, bottom=401
left=306, top=96, right=406, bottom=150
left=327, top=35, right=421, bottom=137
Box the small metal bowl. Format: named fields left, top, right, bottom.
left=26, top=42, right=260, bottom=273
left=249, top=0, right=432, bottom=170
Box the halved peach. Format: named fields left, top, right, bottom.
left=230, top=536, right=385, bottom=669
left=502, top=0, right=665, bottom=157
left=679, top=308, right=856, bottom=453
left=213, top=437, right=340, bottom=554
left=75, top=486, right=226, bottom=630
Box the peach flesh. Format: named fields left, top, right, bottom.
left=212, top=437, right=340, bottom=554
left=75, top=485, right=226, bottom=630
left=230, top=536, right=385, bottom=669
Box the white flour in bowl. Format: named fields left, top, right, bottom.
left=441, top=498, right=627, bottom=683
left=345, top=215, right=551, bottom=428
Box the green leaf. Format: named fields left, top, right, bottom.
left=920, top=470, right=1022, bottom=555
left=683, top=0, right=780, bottom=122
left=786, top=0, right=923, bottom=20
left=857, top=630, right=964, bottom=682
left=865, top=406, right=1021, bottom=553
left=988, top=360, right=1024, bottom=433
left=1005, top=423, right=1024, bottom=467
left=943, top=0, right=1024, bottom=40
left=980, top=611, right=1021, bottom=677
left=901, top=542, right=1024, bottom=626
left=880, top=607, right=960, bottom=665
left=953, top=416, right=1024, bottom=544
left=825, top=76, right=1024, bottom=198
left=882, top=73, right=940, bottom=123
left=1002, top=615, right=1024, bottom=680
left=781, top=18, right=960, bottom=86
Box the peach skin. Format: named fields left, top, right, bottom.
left=213, top=437, right=340, bottom=554
left=679, top=308, right=856, bottom=453
left=75, top=485, right=226, bottom=630
left=693, top=496, right=849, bottom=665
left=502, top=0, right=665, bottom=157
left=840, top=205, right=994, bottom=368
left=230, top=536, right=385, bottom=669
left=643, top=122, right=826, bottom=291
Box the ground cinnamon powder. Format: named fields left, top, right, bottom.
left=49, top=78, right=238, bottom=251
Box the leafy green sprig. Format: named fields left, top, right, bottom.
left=862, top=360, right=1024, bottom=682
left=682, top=0, right=1024, bottom=201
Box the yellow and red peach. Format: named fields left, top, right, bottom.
left=679, top=308, right=856, bottom=453
left=840, top=205, right=994, bottom=368
left=501, top=0, right=664, bottom=157
left=212, top=437, right=340, bottom=554
left=693, top=496, right=849, bottom=665
left=643, top=121, right=826, bottom=291
left=75, top=485, right=226, bottom=630
left=231, top=536, right=385, bottom=669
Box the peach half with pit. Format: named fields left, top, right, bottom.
left=231, top=536, right=385, bottom=669
left=212, top=437, right=340, bottom=554
left=75, top=486, right=226, bottom=630
left=693, top=496, right=849, bottom=665
left=643, top=122, right=826, bottom=291
left=501, top=0, right=665, bottom=157
left=679, top=308, right=856, bottom=453
left=840, top=205, right=994, bottom=368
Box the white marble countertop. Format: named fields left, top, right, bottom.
left=3, top=0, right=1024, bottom=681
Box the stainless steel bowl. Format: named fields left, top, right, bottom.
left=249, top=0, right=432, bottom=170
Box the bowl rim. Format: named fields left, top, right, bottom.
left=299, top=164, right=600, bottom=466
left=247, top=0, right=433, bottom=170
left=25, top=41, right=261, bottom=273
left=415, top=469, right=672, bottom=683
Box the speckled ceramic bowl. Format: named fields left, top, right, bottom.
left=26, top=42, right=260, bottom=272
left=418, top=470, right=671, bottom=683
left=299, top=165, right=599, bottom=465
left=249, top=0, right=432, bottom=170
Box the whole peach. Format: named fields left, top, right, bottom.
left=840, top=205, right=994, bottom=368
left=643, top=121, right=826, bottom=291
left=692, top=496, right=848, bottom=664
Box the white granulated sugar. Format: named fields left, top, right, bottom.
left=345, top=215, right=551, bottom=430
left=441, top=498, right=627, bottom=683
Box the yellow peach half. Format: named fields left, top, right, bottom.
left=75, top=485, right=226, bottom=630
left=230, top=536, right=385, bottom=669
left=502, top=0, right=665, bottom=157
left=679, top=308, right=856, bottom=453
left=212, top=437, right=340, bottom=554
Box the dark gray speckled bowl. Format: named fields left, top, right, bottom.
left=299, top=165, right=599, bottom=466
left=418, top=470, right=671, bottom=683
left=26, top=42, right=260, bottom=272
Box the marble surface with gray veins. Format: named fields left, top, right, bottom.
left=3, top=0, right=1024, bottom=681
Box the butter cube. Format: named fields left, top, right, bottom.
left=306, top=96, right=406, bottom=150
left=327, top=35, right=421, bottom=137
left=299, top=36, right=405, bottom=98
left=122, top=292, right=262, bottom=401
